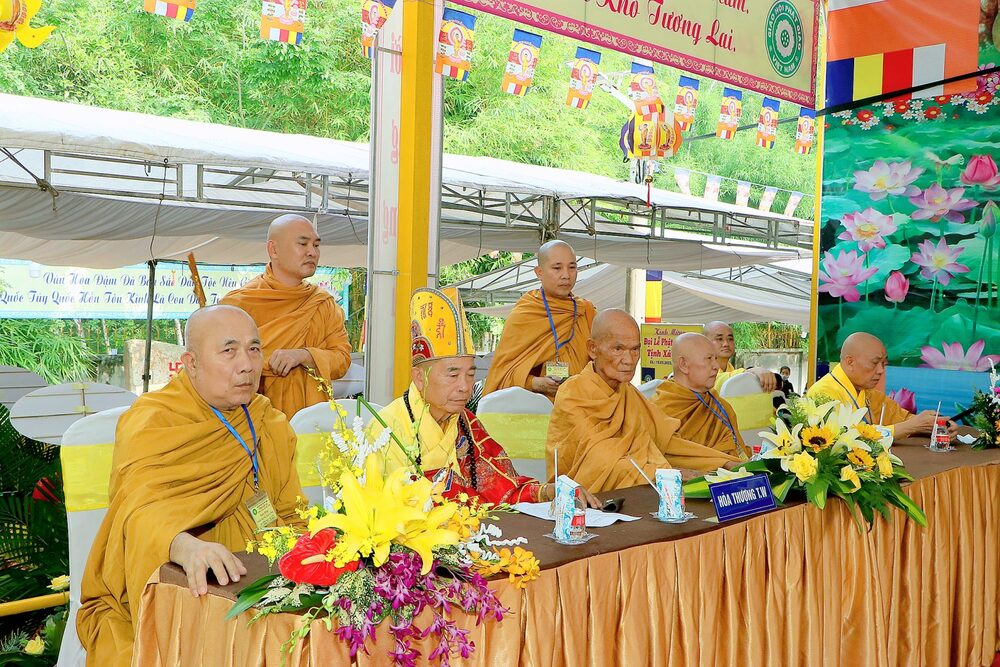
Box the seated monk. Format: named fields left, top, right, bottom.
left=77, top=306, right=305, bottom=666
left=369, top=287, right=600, bottom=507
left=547, top=309, right=739, bottom=492
left=808, top=332, right=956, bottom=439
left=483, top=240, right=596, bottom=400
left=652, top=333, right=751, bottom=458
left=221, top=214, right=352, bottom=419
left=704, top=320, right=779, bottom=392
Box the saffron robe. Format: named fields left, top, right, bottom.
left=77, top=371, right=303, bottom=667
left=370, top=384, right=544, bottom=505
left=547, top=363, right=738, bottom=492
left=808, top=363, right=911, bottom=435
left=221, top=264, right=352, bottom=418
left=652, top=379, right=751, bottom=458
left=483, top=290, right=596, bottom=396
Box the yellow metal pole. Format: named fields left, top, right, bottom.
left=806, top=13, right=827, bottom=389
left=393, top=0, right=435, bottom=395
left=0, top=592, right=68, bottom=618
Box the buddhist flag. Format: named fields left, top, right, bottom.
left=566, top=47, right=601, bottom=109
left=673, top=75, right=699, bottom=131
left=628, top=61, right=662, bottom=117
left=784, top=191, right=804, bottom=217
left=360, top=0, right=395, bottom=59
left=755, top=97, right=780, bottom=149
left=674, top=168, right=691, bottom=195
left=261, top=0, right=306, bottom=44
left=435, top=8, right=475, bottom=81
left=144, top=0, right=195, bottom=21
left=794, top=108, right=816, bottom=154
left=735, top=180, right=751, bottom=207
left=501, top=29, right=541, bottom=96
left=645, top=270, right=662, bottom=323
left=825, top=0, right=978, bottom=107
left=704, top=174, right=722, bottom=201
left=716, top=88, right=742, bottom=140
left=758, top=186, right=778, bottom=212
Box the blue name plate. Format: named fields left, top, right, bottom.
left=709, top=473, right=777, bottom=522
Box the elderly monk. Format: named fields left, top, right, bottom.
left=704, top=320, right=779, bottom=392
left=483, top=240, right=596, bottom=400
left=809, top=332, right=953, bottom=439
left=547, top=309, right=738, bottom=492
left=77, top=306, right=304, bottom=667
left=370, top=287, right=601, bottom=507
left=221, top=214, right=351, bottom=418
left=652, top=333, right=751, bottom=458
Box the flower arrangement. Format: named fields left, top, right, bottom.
left=684, top=395, right=926, bottom=530
left=229, top=401, right=538, bottom=665
left=968, top=361, right=1000, bottom=450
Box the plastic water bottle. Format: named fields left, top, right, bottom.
left=569, top=487, right=586, bottom=540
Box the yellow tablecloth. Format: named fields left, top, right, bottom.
left=134, top=447, right=1000, bottom=666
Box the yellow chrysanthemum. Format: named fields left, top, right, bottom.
left=854, top=423, right=882, bottom=442
left=840, top=466, right=861, bottom=493
left=876, top=451, right=894, bottom=479
left=847, top=448, right=875, bottom=470
left=800, top=425, right=836, bottom=452
left=784, top=452, right=819, bottom=483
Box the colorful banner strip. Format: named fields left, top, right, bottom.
left=435, top=8, right=476, bottom=81
left=758, top=185, right=778, bottom=212
left=144, top=0, right=195, bottom=22
left=755, top=97, right=780, bottom=149
left=704, top=174, right=722, bottom=201
left=566, top=46, right=601, bottom=109
left=360, top=0, right=395, bottom=58
left=674, top=168, right=691, bottom=195
left=501, top=28, right=541, bottom=96
left=716, top=88, right=742, bottom=140
left=784, top=191, right=804, bottom=217
left=260, top=0, right=306, bottom=44
left=795, top=107, right=816, bottom=154
left=628, top=61, right=661, bottom=117
left=735, top=180, right=751, bottom=207
left=673, top=75, right=699, bottom=131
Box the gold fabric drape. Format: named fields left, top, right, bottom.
left=134, top=459, right=999, bottom=666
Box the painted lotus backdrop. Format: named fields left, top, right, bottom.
left=818, top=68, right=1000, bottom=376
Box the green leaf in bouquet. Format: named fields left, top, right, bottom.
left=839, top=493, right=865, bottom=533
left=884, top=485, right=928, bottom=527
left=226, top=574, right=280, bottom=620
left=682, top=477, right=710, bottom=499
left=805, top=477, right=830, bottom=510
left=770, top=475, right=795, bottom=503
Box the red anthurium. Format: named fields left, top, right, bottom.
left=278, top=528, right=359, bottom=586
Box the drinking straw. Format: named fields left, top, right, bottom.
left=629, top=458, right=668, bottom=501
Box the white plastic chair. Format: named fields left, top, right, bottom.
left=330, top=363, right=366, bottom=399
left=476, top=387, right=552, bottom=480
left=719, top=372, right=774, bottom=448
left=289, top=400, right=383, bottom=506
left=57, top=405, right=133, bottom=667
left=638, top=378, right=664, bottom=399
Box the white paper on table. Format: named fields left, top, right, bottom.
left=956, top=433, right=977, bottom=445
left=511, top=501, right=641, bottom=527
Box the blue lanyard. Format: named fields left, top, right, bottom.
left=540, top=290, right=578, bottom=358
left=211, top=405, right=259, bottom=488
left=831, top=376, right=871, bottom=423
left=691, top=390, right=738, bottom=446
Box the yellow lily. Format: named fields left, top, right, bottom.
left=396, top=503, right=461, bottom=574
left=839, top=465, right=861, bottom=492
left=0, top=0, right=54, bottom=53
left=875, top=451, right=894, bottom=479
left=798, top=396, right=838, bottom=426
left=760, top=420, right=803, bottom=458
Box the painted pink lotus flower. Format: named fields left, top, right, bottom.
left=838, top=208, right=898, bottom=250
left=853, top=160, right=923, bottom=201
left=887, top=387, right=917, bottom=413
left=960, top=155, right=1000, bottom=189
left=908, top=184, right=977, bottom=222
left=910, top=238, right=970, bottom=285
left=920, top=340, right=1000, bottom=371
left=817, top=250, right=878, bottom=302
left=884, top=270, right=910, bottom=303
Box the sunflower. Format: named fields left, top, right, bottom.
left=847, top=448, right=875, bottom=470
left=854, top=423, right=882, bottom=442
left=800, top=425, right=836, bottom=452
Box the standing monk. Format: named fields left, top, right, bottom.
left=483, top=240, right=596, bottom=400
left=77, top=306, right=304, bottom=666
left=221, top=214, right=352, bottom=419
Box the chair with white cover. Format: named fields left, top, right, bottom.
left=330, top=363, right=366, bottom=399
left=289, top=400, right=384, bottom=506
left=719, top=372, right=775, bottom=450
left=57, top=405, right=132, bottom=667
left=475, top=387, right=553, bottom=481
left=638, top=378, right=664, bottom=399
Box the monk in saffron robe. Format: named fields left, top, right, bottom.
left=704, top=320, right=779, bottom=392
left=370, top=287, right=601, bottom=507
left=77, top=306, right=304, bottom=667
left=483, top=240, right=596, bottom=400
left=221, top=214, right=351, bottom=419
left=653, top=333, right=751, bottom=458
left=547, top=310, right=738, bottom=492
left=808, top=332, right=953, bottom=439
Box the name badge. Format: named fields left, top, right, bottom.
left=709, top=473, right=776, bottom=522
left=544, top=361, right=570, bottom=380
left=245, top=491, right=278, bottom=531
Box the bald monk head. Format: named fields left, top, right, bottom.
left=266, top=214, right=321, bottom=286
left=672, top=333, right=720, bottom=392
left=181, top=305, right=264, bottom=411
left=587, top=309, right=641, bottom=391
left=840, top=332, right=888, bottom=390
left=703, top=320, right=736, bottom=366
left=412, top=356, right=477, bottom=423
left=533, top=240, right=577, bottom=299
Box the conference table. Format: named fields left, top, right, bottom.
left=134, top=436, right=1000, bottom=666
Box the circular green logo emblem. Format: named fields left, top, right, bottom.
left=765, top=0, right=804, bottom=78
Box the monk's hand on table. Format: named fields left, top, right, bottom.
left=269, top=349, right=311, bottom=376
left=169, top=532, right=248, bottom=597
left=899, top=410, right=938, bottom=438
left=748, top=367, right=778, bottom=392
left=531, top=376, right=562, bottom=398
